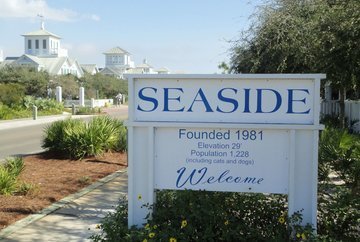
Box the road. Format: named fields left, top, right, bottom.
left=0, top=106, right=128, bottom=161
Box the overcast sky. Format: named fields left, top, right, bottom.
left=0, top=0, right=261, bottom=73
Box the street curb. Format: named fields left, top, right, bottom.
left=0, top=169, right=127, bottom=240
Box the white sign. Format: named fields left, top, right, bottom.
left=126, top=74, right=325, bottom=229
left=134, top=77, right=315, bottom=124
left=155, top=128, right=289, bottom=194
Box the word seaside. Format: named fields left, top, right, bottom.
left=137, top=87, right=311, bottom=115
left=126, top=74, right=325, bottom=230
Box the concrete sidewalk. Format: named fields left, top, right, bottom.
left=0, top=113, right=95, bottom=131
left=0, top=170, right=128, bottom=242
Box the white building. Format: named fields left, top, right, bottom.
left=10, top=21, right=83, bottom=77
left=100, top=47, right=135, bottom=78
left=100, top=46, right=170, bottom=78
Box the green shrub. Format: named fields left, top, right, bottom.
left=42, top=118, right=86, bottom=157
left=319, top=127, right=360, bottom=193
left=42, top=116, right=127, bottom=159
left=23, top=96, right=64, bottom=112
left=0, top=103, right=31, bottom=120
left=3, top=156, right=24, bottom=177
left=0, top=96, right=64, bottom=120
left=15, top=182, right=37, bottom=196
left=0, top=83, right=26, bottom=107
left=0, top=157, right=31, bottom=196
left=0, top=166, right=18, bottom=195
left=91, top=191, right=316, bottom=242
left=76, top=107, right=101, bottom=115
left=318, top=186, right=360, bottom=241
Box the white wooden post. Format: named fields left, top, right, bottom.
left=55, top=86, right=62, bottom=103
left=79, top=87, right=85, bottom=107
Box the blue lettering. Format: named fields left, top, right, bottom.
left=176, top=167, right=207, bottom=188
left=243, top=88, right=251, bottom=113
left=216, top=88, right=238, bottom=113
left=188, top=88, right=213, bottom=112
left=163, top=88, right=185, bottom=112
left=287, top=89, right=310, bottom=114
left=137, top=87, right=158, bottom=112
left=256, top=89, right=282, bottom=113
left=217, top=170, right=230, bottom=183
left=175, top=167, right=265, bottom=188
left=179, top=129, right=186, bottom=139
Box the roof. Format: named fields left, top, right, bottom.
left=5, top=57, right=19, bottom=61
left=100, top=66, right=126, bottom=76
left=22, top=29, right=61, bottom=39
left=136, top=63, right=153, bottom=69
left=13, top=54, right=83, bottom=77
left=156, top=67, right=170, bottom=72
left=103, top=47, right=130, bottom=55
left=80, top=64, right=99, bottom=73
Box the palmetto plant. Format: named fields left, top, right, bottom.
left=42, top=116, right=127, bottom=159
left=0, top=157, right=26, bottom=195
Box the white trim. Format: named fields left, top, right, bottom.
left=128, top=76, right=135, bottom=121
left=127, top=126, right=134, bottom=227
left=147, top=126, right=155, bottom=215
left=125, top=73, right=326, bottom=80
left=125, top=121, right=324, bottom=130
left=312, top=130, right=319, bottom=231
left=288, top=130, right=296, bottom=218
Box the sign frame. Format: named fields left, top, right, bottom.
left=126, top=74, right=325, bottom=229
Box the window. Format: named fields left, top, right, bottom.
left=43, top=40, right=46, bottom=49
left=35, top=40, right=39, bottom=49
left=28, top=40, right=32, bottom=49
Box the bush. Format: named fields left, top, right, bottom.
left=0, top=166, right=18, bottom=195
left=76, top=107, right=101, bottom=115
left=318, top=186, right=360, bottom=241
left=91, top=191, right=317, bottom=242
left=0, top=157, right=32, bottom=196
left=0, top=104, right=31, bottom=120
left=23, top=96, right=64, bottom=112
left=319, top=127, right=360, bottom=193
left=42, top=118, right=86, bottom=157
left=0, top=83, right=26, bottom=107
left=42, top=116, right=127, bottom=159
left=0, top=96, right=64, bottom=120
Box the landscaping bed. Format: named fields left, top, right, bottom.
left=0, top=151, right=127, bottom=230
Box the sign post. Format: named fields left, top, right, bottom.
left=126, top=74, right=325, bottom=228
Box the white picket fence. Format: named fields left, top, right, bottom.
left=321, top=100, right=360, bottom=123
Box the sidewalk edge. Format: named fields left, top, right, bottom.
left=0, top=169, right=127, bottom=239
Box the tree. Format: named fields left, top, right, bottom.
left=80, top=73, right=128, bottom=99
left=0, top=66, right=50, bottom=97
left=228, top=0, right=360, bottom=126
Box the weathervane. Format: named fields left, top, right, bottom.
left=37, top=14, right=45, bottom=30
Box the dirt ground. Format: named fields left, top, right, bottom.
left=0, top=151, right=127, bottom=230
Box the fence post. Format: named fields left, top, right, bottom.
left=72, top=103, right=76, bottom=115
left=91, top=98, right=95, bottom=108
left=32, top=105, right=37, bottom=120
left=55, top=86, right=62, bottom=103
left=79, top=87, right=85, bottom=107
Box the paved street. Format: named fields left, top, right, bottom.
left=0, top=123, right=46, bottom=160
left=0, top=106, right=128, bottom=161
